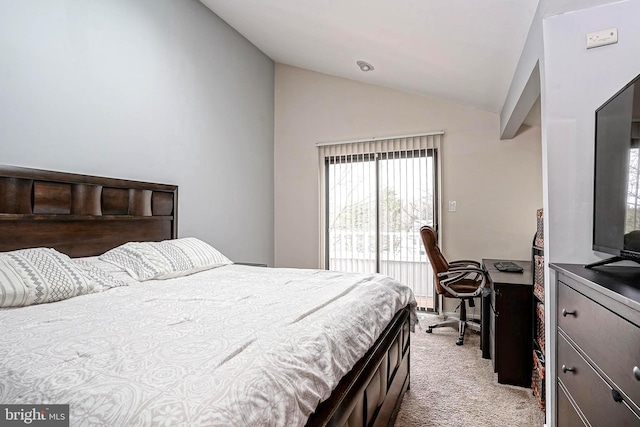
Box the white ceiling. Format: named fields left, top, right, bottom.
left=199, top=0, right=540, bottom=114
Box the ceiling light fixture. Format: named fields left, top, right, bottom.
left=357, top=60, right=374, bottom=72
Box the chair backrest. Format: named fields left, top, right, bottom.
left=420, top=225, right=449, bottom=296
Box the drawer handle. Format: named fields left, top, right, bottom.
left=634, top=366, right=640, bottom=381
left=561, top=365, right=575, bottom=374
left=612, top=389, right=623, bottom=403
left=562, top=309, right=576, bottom=317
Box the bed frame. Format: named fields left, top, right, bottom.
left=306, top=306, right=411, bottom=427
left=0, top=165, right=177, bottom=255
left=0, top=165, right=410, bottom=427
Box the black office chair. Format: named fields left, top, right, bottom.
left=420, top=225, right=487, bottom=345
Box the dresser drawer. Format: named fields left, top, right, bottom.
left=557, top=382, right=587, bottom=427
left=558, top=280, right=640, bottom=407
left=557, top=332, right=640, bottom=426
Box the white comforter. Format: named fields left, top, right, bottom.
left=0, top=265, right=417, bottom=426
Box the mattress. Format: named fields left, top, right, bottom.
left=0, top=264, right=417, bottom=426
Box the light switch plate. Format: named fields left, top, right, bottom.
left=587, top=28, right=618, bottom=49
left=448, top=201, right=456, bottom=212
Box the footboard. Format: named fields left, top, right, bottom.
left=306, top=305, right=411, bottom=427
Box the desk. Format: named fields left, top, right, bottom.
left=482, top=259, right=533, bottom=387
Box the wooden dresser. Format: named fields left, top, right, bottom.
left=552, top=264, right=640, bottom=426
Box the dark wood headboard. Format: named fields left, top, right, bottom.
left=0, top=165, right=177, bottom=257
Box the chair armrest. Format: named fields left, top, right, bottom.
left=437, top=270, right=469, bottom=284
left=437, top=267, right=487, bottom=298
left=439, top=266, right=485, bottom=276
left=449, top=259, right=481, bottom=268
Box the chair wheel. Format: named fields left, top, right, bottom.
left=456, top=338, right=464, bottom=346
left=426, top=327, right=433, bottom=333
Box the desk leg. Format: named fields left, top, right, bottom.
left=481, top=289, right=491, bottom=359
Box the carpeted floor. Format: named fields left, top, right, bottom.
left=394, top=313, right=546, bottom=427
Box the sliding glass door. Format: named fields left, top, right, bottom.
left=325, top=147, right=439, bottom=311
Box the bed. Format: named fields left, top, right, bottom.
left=0, top=165, right=416, bottom=427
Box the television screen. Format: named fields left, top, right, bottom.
left=593, top=73, right=640, bottom=263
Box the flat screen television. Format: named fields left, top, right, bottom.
left=590, top=73, right=640, bottom=268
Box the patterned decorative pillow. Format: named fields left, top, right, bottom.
left=99, top=238, right=233, bottom=281
left=0, top=257, right=33, bottom=308
left=72, top=259, right=131, bottom=291
left=150, top=237, right=233, bottom=279
left=98, top=244, right=163, bottom=281
left=0, top=248, right=94, bottom=307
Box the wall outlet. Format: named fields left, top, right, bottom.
left=448, top=201, right=457, bottom=212
left=587, top=28, right=618, bottom=49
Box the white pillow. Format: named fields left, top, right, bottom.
left=72, top=258, right=132, bottom=291
left=0, top=248, right=94, bottom=307
left=97, top=244, right=162, bottom=281
left=74, top=256, right=139, bottom=284
left=99, top=237, right=233, bottom=281
left=0, top=257, right=32, bottom=308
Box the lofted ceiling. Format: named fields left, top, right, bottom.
left=199, top=0, right=540, bottom=114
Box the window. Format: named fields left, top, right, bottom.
left=626, top=132, right=640, bottom=232
left=318, top=133, right=442, bottom=311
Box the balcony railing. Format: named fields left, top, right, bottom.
left=328, top=230, right=434, bottom=309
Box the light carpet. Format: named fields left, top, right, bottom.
left=394, top=313, right=546, bottom=427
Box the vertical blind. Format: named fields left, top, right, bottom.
left=317, top=132, right=443, bottom=310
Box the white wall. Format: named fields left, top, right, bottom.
left=500, top=0, right=622, bottom=139
left=274, top=64, right=543, bottom=269
left=544, top=0, right=640, bottom=265
left=0, top=0, right=275, bottom=265
left=526, top=1, right=640, bottom=424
